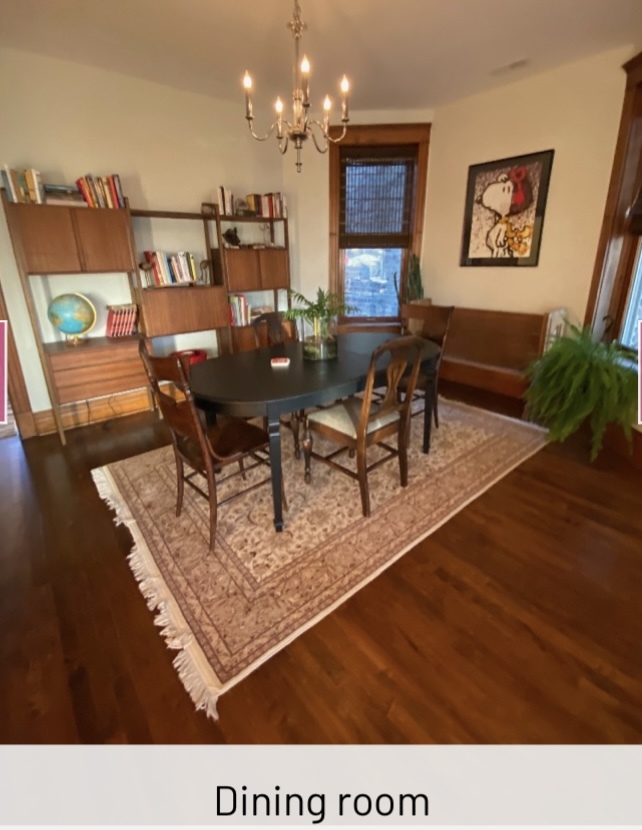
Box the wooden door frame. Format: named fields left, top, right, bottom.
left=328, top=123, right=431, bottom=316
left=0, top=280, right=35, bottom=438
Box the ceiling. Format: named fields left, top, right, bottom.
left=2, top=0, right=641, bottom=112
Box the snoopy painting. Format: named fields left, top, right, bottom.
left=460, top=150, right=554, bottom=267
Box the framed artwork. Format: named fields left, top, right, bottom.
left=460, top=149, right=554, bottom=267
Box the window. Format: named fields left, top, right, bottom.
left=329, top=125, right=430, bottom=322
left=621, top=239, right=642, bottom=351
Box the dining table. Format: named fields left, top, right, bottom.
left=189, top=331, right=440, bottom=531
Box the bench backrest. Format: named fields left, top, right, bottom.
left=443, top=307, right=548, bottom=370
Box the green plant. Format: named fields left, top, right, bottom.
left=524, top=324, right=638, bottom=460
left=283, top=288, right=355, bottom=340
left=393, top=253, right=425, bottom=306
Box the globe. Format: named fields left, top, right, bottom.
left=47, top=292, right=97, bottom=343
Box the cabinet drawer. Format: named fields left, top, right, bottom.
left=47, top=347, right=148, bottom=404
left=46, top=337, right=140, bottom=372
left=54, top=367, right=148, bottom=404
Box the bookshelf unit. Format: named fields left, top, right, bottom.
left=202, top=203, right=291, bottom=349
left=1, top=191, right=293, bottom=443
left=132, top=203, right=292, bottom=350
left=129, top=207, right=228, bottom=337
left=1, top=189, right=146, bottom=445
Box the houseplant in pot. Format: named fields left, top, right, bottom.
left=393, top=253, right=424, bottom=306
left=523, top=324, right=638, bottom=460
left=283, top=288, right=354, bottom=360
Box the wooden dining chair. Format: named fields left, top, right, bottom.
left=247, top=311, right=306, bottom=457
left=252, top=311, right=299, bottom=348
left=399, top=303, right=455, bottom=428
left=139, top=340, right=277, bottom=551
left=301, top=335, right=425, bottom=517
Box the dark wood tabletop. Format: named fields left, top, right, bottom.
left=190, top=332, right=440, bottom=530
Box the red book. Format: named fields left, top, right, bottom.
left=108, top=176, right=120, bottom=210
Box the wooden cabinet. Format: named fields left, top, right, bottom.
left=4, top=201, right=136, bottom=274
left=45, top=337, right=147, bottom=404
left=259, top=248, right=289, bottom=289
left=139, top=285, right=228, bottom=337
left=224, top=247, right=289, bottom=292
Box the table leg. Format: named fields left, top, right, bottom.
left=423, top=374, right=435, bottom=454
left=267, top=414, right=284, bottom=532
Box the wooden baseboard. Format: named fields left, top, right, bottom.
left=31, top=387, right=153, bottom=437
left=440, top=357, right=527, bottom=399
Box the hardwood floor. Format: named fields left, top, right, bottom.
left=1, top=388, right=641, bottom=743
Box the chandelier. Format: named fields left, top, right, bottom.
left=242, top=0, right=350, bottom=172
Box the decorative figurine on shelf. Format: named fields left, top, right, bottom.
left=199, top=259, right=211, bottom=284
left=223, top=227, right=241, bottom=247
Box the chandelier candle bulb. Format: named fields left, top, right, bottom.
left=275, top=97, right=284, bottom=138
left=341, top=75, right=350, bottom=121
left=243, top=72, right=253, bottom=119
left=323, top=95, right=331, bottom=131
left=301, top=55, right=310, bottom=106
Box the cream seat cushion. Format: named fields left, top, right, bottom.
left=307, top=397, right=399, bottom=439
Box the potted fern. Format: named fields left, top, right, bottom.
left=283, top=288, right=354, bottom=360
left=524, top=324, right=638, bottom=460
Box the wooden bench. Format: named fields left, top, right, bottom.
left=440, top=307, right=549, bottom=398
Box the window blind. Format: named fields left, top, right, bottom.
left=339, top=145, right=417, bottom=249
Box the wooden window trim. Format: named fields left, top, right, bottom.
left=329, top=124, right=431, bottom=319
left=585, top=51, right=642, bottom=340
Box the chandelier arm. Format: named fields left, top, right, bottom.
left=325, top=123, right=349, bottom=144
left=308, top=124, right=330, bottom=154
left=246, top=119, right=279, bottom=142
left=277, top=136, right=290, bottom=155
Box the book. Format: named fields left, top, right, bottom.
left=45, top=197, right=88, bottom=207
left=112, top=174, right=125, bottom=208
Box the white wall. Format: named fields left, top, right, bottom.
left=0, top=47, right=282, bottom=412
left=422, top=46, right=632, bottom=325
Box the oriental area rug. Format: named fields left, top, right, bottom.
left=92, top=399, right=546, bottom=718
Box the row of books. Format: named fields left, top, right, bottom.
left=2, top=166, right=45, bottom=203
left=228, top=294, right=252, bottom=326
left=246, top=192, right=287, bottom=219
left=106, top=303, right=138, bottom=337
left=141, top=250, right=200, bottom=287
left=1, top=165, right=126, bottom=209
left=216, top=186, right=288, bottom=219
left=75, top=174, right=125, bottom=209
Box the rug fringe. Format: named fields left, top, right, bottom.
left=91, top=467, right=221, bottom=720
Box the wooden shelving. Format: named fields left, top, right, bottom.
left=1, top=188, right=142, bottom=444
left=1, top=188, right=293, bottom=444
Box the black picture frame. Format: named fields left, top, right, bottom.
left=460, top=149, right=554, bottom=267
